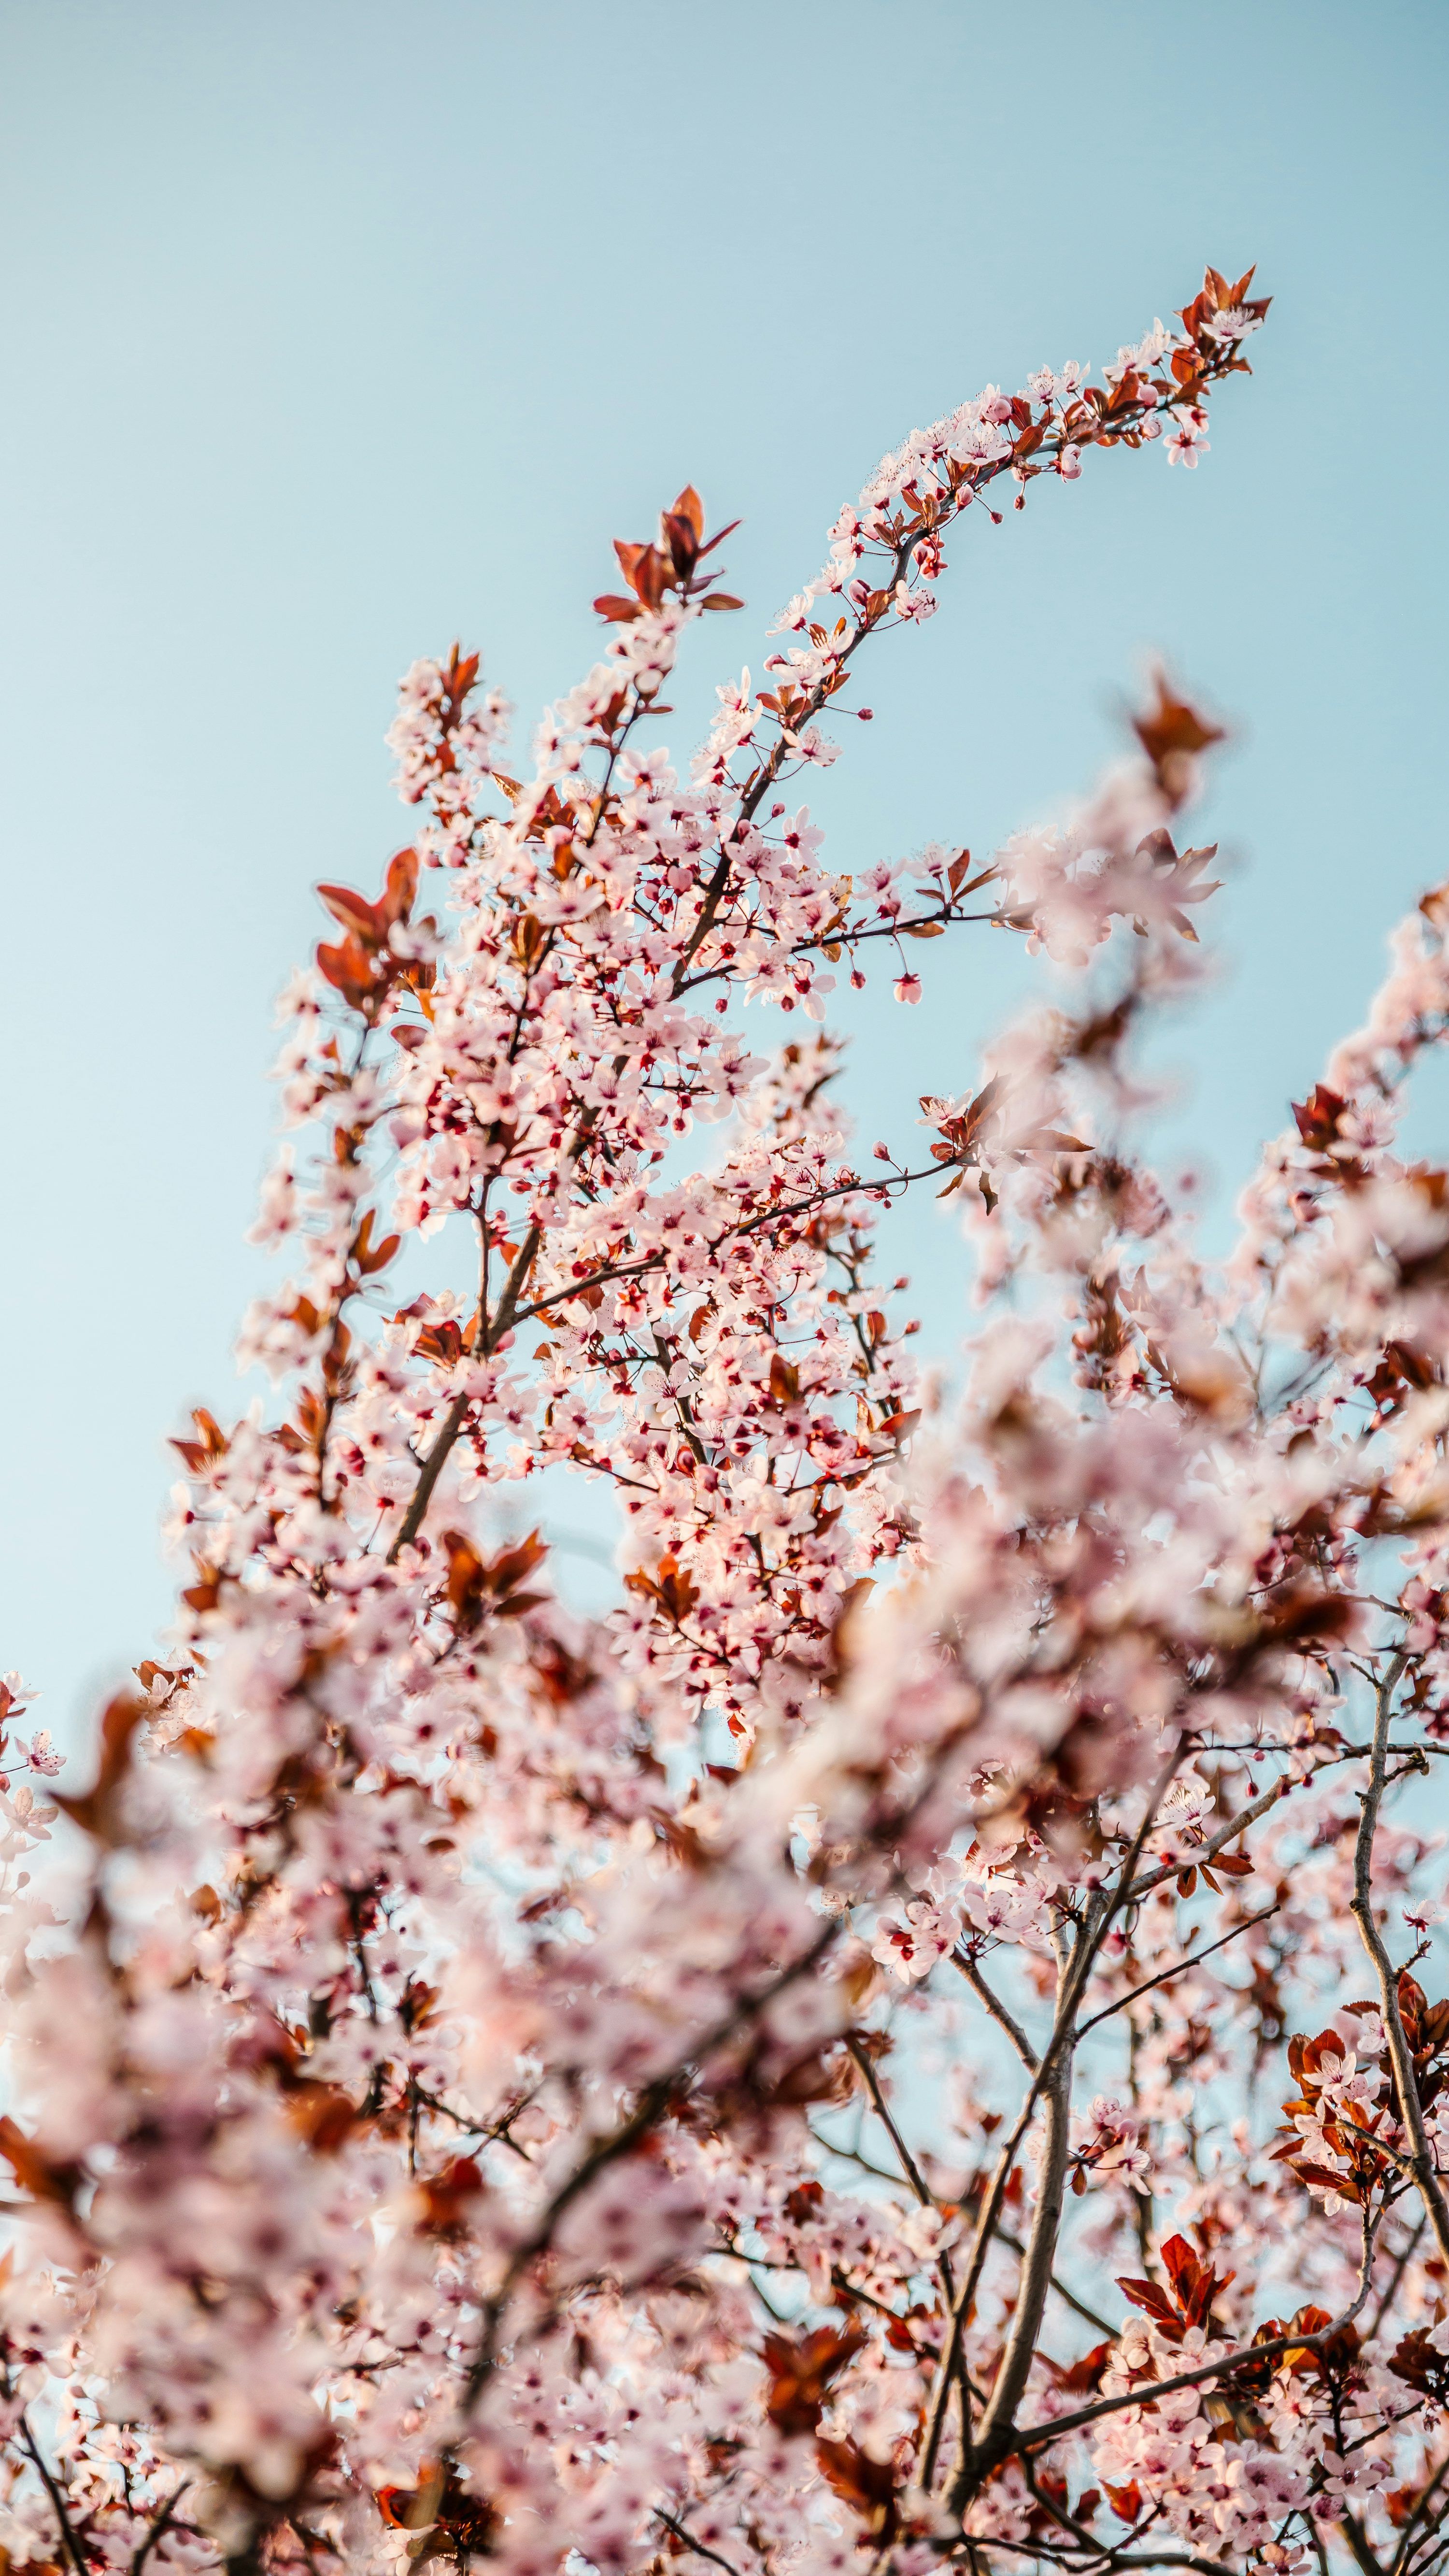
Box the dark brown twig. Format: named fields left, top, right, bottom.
left=1074, top=1903, right=1281, bottom=2040
left=19, top=2416, right=90, bottom=2576
left=1350, top=1651, right=1449, bottom=2266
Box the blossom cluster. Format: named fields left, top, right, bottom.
left=15, top=262, right=1449, bottom=2576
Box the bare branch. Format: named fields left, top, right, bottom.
left=1074, top=1903, right=1281, bottom=2040
left=1351, top=1650, right=1449, bottom=2266
left=951, top=1946, right=1040, bottom=2069
left=130, top=2484, right=189, bottom=2576
left=19, top=2416, right=90, bottom=2576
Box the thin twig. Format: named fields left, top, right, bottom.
left=131, top=2484, right=189, bottom=2576
left=951, top=1947, right=1040, bottom=2069
left=843, top=2035, right=936, bottom=2213
left=19, top=2416, right=90, bottom=2576
left=655, top=2508, right=745, bottom=2576
left=461, top=1919, right=838, bottom=2412
left=1074, top=1904, right=1281, bottom=2040
left=844, top=2031, right=956, bottom=2311
left=1391, top=2430, right=1449, bottom=2575
left=1350, top=1650, right=1449, bottom=2266
left=961, top=1747, right=1185, bottom=2492
left=1125, top=1779, right=1289, bottom=1905
left=1368, top=2213, right=1426, bottom=2346
left=997, top=2210, right=1382, bottom=2466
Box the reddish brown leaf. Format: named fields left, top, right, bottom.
left=55, top=1694, right=146, bottom=1844
left=812, top=2435, right=899, bottom=2539
left=762, top=2321, right=865, bottom=2435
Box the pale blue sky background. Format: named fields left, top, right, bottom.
left=2, top=0, right=1445, bottom=1742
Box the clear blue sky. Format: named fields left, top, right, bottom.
left=2, top=0, right=1445, bottom=1741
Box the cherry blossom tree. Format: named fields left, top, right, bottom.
left=13, top=257, right=1449, bottom=2576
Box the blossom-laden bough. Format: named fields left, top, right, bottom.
left=12, top=262, right=1449, bottom=2576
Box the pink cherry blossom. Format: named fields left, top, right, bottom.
left=28, top=259, right=1449, bottom=2576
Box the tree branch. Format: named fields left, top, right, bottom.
left=1350, top=1650, right=1449, bottom=2266
left=992, top=2210, right=1382, bottom=2468
left=461, top=1919, right=839, bottom=2412
left=1073, top=1903, right=1281, bottom=2041
left=388, top=1214, right=543, bottom=1560
left=951, top=1947, right=1040, bottom=2069
left=1125, top=1777, right=1289, bottom=1905
left=655, top=2509, right=745, bottom=2576
left=130, top=2484, right=189, bottom=2576
left=19, top=2415, right=90, bottom=2576
left=959, top=1750, right=1184, bottom=2494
